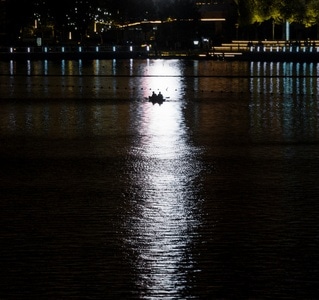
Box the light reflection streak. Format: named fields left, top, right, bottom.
left=43, top=60, right=48, bottom=75
left=139, top=60, right=184, bottom=100
left=27, top=60, right=31, bottom=76
left=1, top=59, right=190, bottom=100
left=126, top=63, right=201, bottom=298
left=249, top=62, right=319, bottom=142
left=9, top=60, right=14, bottom=75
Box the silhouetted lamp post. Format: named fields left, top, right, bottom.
left=272, top=20, right=275, bottom=40
left=235, top=23, right=239, bottom=40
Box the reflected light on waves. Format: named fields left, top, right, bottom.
left=141, top=60, right=184, bottom=100
left=126, top=65, right=201, bottom=298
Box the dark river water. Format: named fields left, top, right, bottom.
left=1, top=59, right=319, bottom=299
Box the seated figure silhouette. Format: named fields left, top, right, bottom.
left=149, top=91, right=165, bottom=105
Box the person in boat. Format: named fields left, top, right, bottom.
left=149, top=91, right=164, bottom=104
left=150, top=91, right=156, bottom=101
left=158, top=91, right=163, bottom=101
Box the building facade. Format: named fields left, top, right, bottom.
left=195, top=0, right=237, bottom=44
left=0, top=0, right=7, bottom=43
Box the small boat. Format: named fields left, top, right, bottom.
left=149, top=91, right=165, bottom=105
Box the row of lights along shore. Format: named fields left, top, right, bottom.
left=9, top=45, right=150, bottom=53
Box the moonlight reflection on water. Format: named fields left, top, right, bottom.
left=124, top=63, right=203, bottom=298
left=1, top=59, right=319, bottom=299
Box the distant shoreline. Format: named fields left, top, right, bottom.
left=1, top=45, right=319, bottom=62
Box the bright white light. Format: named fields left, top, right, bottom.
left=127, top=63, right=200, bottom=295
left=138, top=60, right=183, bottom=101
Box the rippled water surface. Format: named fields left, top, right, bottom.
left=1, top=59, right=319, bottom=299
